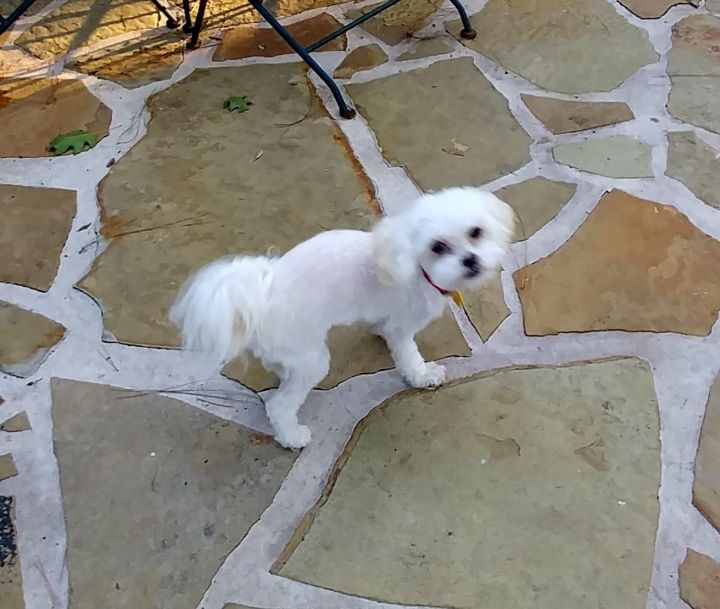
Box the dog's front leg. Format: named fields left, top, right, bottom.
left=382, top=325, right=446, bottom=389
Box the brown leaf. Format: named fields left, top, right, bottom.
left=249, top=432, right=274, bottom=446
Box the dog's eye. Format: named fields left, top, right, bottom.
left=468, top=226, right=483, bottom=240
left=431, top=240, right=452, bottom=255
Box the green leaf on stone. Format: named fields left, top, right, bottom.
left=47, top=130, right=99, bottom=155
left=224, top=95, right=252, bottom=113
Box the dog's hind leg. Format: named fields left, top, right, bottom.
left=264, top=344, right=330, bottom=449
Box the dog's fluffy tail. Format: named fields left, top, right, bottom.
left=169, top=255, right=276, bottom=362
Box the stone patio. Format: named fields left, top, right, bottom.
left=1, top=1, right=719, bottom=609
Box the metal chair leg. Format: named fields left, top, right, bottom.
left=249, top=0, right=356, bottom=119
left=188, top=0, right=209, bottom=48
left=0, top=0, right=37, bottom=35
left=148, top=0, right=183, bottom=28
left=181, top=0, right=193, bottom=33
left=447, top=0, right=477, bottom=39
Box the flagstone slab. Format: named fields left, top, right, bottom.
left=679, top=550, right=720, bottom=609
left=0, top=302, right=65, bottom=377
left=15, top=0, right=163, bottom=60
left=276, top=358, right=660, bottom=609
left=667, top=15, right=720, bottom=135
left=78, top=64, right=377, bottom=348
left=223, top=308, right=469, bottom=391
left=462, top=274, right=509, bottom=341
left=0, top=78, right=111, bottom=158
left=71, top=33, right=186, bottom=88
left=347, top=0, right=443, bottom=45
left=333, top=44, right=388, bottom=79
left=522, top=95, right=634, bottom=135
left=0, top=496, right=23, bottom=609
left=0, top=184, right=75, bottom=291
left=494, top=177, right=577, bottom=242
left=667, top=131, right=720, bottom=209
left=213, top=13, right=346, bottom=61
left=447, top=0, right=657, bottom=94
left=694, top=375, right=720, bottom=533
left=51, top=378, right=297, bottom=609
left=0, top=0, right=51, bottom=17
left=0, top=46, right=38, bottom=79
left=619, top=0, right=699, bottom=18
left=0, top=412, right=30, bottom=433
left=0, top=456, right=18, bottom=482
left=514, top=190, right=720, bottom=336
left=398, top=37, right=452, bottom=61
left=201, top=0, right=345, bottom=30
left=553, top=136, right=653, bottom=178
left=347, top=58, right=531, bottom=190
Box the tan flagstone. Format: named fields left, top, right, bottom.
left=78, top=64, right=377, bottom=347
left=514, top=190, right=720, bottom=336
left=347, top=58, right=532, bottom=191
left=447, top=0, right=657, bottom=94
left=0, top=184, right=75, bottom=291
left=52, top=378, right=298, bottom=609
left=0, top=78, right=111, bottom=158
left=277, top=358, right=660, bottom=609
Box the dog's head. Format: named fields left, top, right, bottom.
left=372, top=187, right=515, bottom=292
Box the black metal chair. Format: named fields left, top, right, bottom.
left=0, top=0, right=183, bottom=35
left=2, top=0, right=476, bottom=119
left=0, top=0, right=38, bottom=35
left=180, top=0, right=477, bottom=118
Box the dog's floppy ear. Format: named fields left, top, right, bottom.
left=372, top=213, right=416, bottom=285
left=490, top=197, right=518, bottom=243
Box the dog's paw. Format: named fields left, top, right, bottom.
left=405, top=362, right=446, bottom=389
left=275, top=424, right=312, bottom=450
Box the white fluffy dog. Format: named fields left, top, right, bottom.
left=170, top=188, right=515, bottom=449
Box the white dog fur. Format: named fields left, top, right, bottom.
left=170, top=188, right=515, bottom=449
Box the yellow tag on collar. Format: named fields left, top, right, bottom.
left=451, top=291, right=465, bottom=308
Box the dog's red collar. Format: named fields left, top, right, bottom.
left=421, top=267, right=452, bottom=297
left=421, top=268, right=465, bottom=308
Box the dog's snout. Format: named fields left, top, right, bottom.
left=462, top=254, right=480, bottom=271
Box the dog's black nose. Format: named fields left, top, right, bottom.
left=463, top=254, right=480, bottom=272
